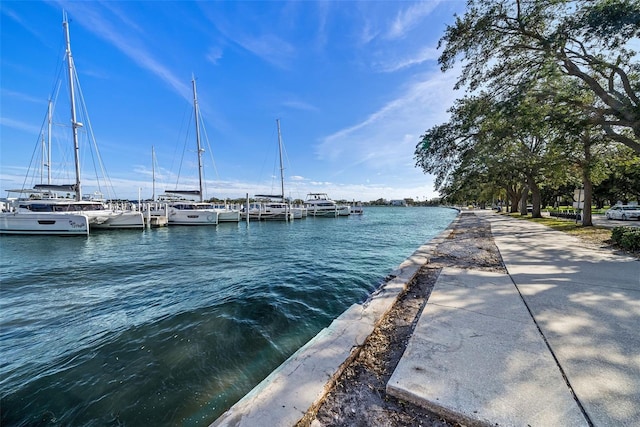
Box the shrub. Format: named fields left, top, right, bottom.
left=612, top=226, right=640, bottom=252
left=612, top=226, right=628, bottom=243
left=621, top=231, right=640, bottom=252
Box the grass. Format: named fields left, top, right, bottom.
left=503, top=213, right=618, bottom=251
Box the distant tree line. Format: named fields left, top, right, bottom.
left=203, top=197, right=444, bottom=207
left=414, top=0, right=640, bottom=226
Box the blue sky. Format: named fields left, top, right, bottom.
left=1, top=1, right=466, bottom=202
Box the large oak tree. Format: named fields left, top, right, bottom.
left=439, top=0, right=640, bottom=153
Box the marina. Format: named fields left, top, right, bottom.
left=0, top=15, right=370, bottom=239
left=0, top=15, right=143, bottom=235
left=0, top=206, right=458, bottom=426
left=1, top=11, right=458, bottom=426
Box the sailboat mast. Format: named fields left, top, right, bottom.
left=63, top=13, right=82, bottom=201
left=192, top=77, right=204, bottom=203
left=276, top=119, right=285, bottom=200
left=40, top=133, right=45, bottom=185
left=47, top=99, right=52, bottom=185
left=151, top=145, right=156, bottom=201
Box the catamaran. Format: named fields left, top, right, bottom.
left=243, top=119, right=300, bottom=221
left=156, top=77, right=239, bottom=225
left=0, top=14, right=143, bottom=235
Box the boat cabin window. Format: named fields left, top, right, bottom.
left=22, top=203, right=105, bottom=212
left=22, top=203, right=54, bottom=212
left=53, top=203, right=104, bottom=212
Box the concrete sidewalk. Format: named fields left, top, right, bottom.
left=210, top=223, right=458, bottom=427
left=388, top=212, right=640, bottom=426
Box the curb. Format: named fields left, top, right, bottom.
left=211, top=214, right=460, bottom=427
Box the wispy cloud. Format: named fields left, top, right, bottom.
left=1, top=5, right=51, bottom=46
left=281, top=98, right=319, bottom=112
left=1, top=89, right=48, bottom=104
left=235, top=33, right=296, bottom=69
left=206, top=46, right=224, bottom=65
left=0, top=117, right=43, bottom=135
left=316, top=70, right=459, bottom=175
left=198, top=5, right=297, bottom=70
left=386, top=1, right=442, bottom=40
left=313, top=1, right=331, bottom=51
left=99, top=1, right=144, bottom=34
left=354, top=2, right=448, bottom=73
left=54, top=1, right=191, bottom=101
left=376, top=45, right=440, bottom=73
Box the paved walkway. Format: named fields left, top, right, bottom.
left=388, top=212, right=640, bottom=426
left=211, top=225, right=456, bottom=427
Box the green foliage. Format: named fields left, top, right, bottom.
left=415, top=0, right=640, bottom=210
left=438, top=0, right=640, bottom=152
left=578, top=0, right=640, bottom=46
left=621, top=231, right=640, bottom=252
left=594, top=147, right=640, bottom=204
left=611, top=226, right=640, bottom=251
left=612, top=226, right=627, bottom=242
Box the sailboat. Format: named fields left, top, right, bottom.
left=158, top=77, right=239, bottom=225
left=244, top=119, right=296, bottom=221
left=0, top=14, right=143, bottom=235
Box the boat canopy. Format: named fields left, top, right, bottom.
left=165, top=190, right=201, bottom=196
left=254, top=194, right=284, bottom=199
left=34, top=184, right=78, bottom=192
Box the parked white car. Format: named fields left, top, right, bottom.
left=605, top=205, right=640, bottom=220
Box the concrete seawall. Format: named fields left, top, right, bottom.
left=210, top=216, right=460, bottom=427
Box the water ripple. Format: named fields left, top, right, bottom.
left=0, top=206, right=456, bottom=426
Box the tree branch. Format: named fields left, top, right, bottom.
left=601, top=125, right=640, bottom=152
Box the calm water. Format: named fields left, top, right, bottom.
left=0, top=206, right=457, bottom=426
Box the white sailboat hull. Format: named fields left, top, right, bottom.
left=306, top=206, right=339, bottom=217
left=241, top=202, right=294, bottom=221
left=168, top=209, right=218, bottom=225
left=337, top=206, right=350, bottom=216
left=88, top=211, right=145, bottom=229
left=292, top=206, right=307, bottom=218
left=6, top=17, right=143, bottom=235
left=0, top=212, right=89, bottom=236
left=216, top=209, right=241, bottom=222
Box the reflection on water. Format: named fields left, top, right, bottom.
left=0, top=207, right=456, bottom=426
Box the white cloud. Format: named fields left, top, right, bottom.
left=377, top=45, right=440, bottom=73
left=0, top=117, right=42, bottom=135
left=231, top=33, right=296, bottom=70
left=387, top=1, right=442, bottom=40
left=55, top=1, right=191, bottom=101
left=359, top=17, right=380, bottom=46
left=316, top=70, right=458, bottom=173
left=281, top=99, right=319, bottom=112
left=1, top=89, right=46, bottom=104
left=206, top=46, right=224, bottom=65
left=198, top=5, right=297, bottom=70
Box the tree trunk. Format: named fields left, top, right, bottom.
left=519, top=184, right=529, bottom=215
left=581, top=138, right=594, bottom=227
left=506, top=184, right=523, bottom=213
left=582, top=179, right=593, bottom=226
left=527, top=175, right=542, bottom=218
